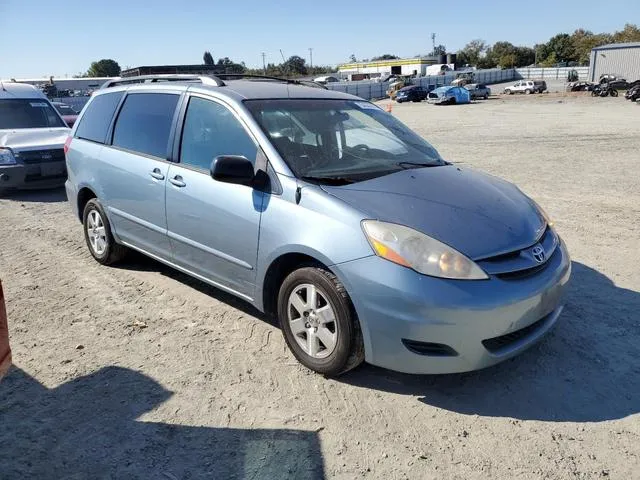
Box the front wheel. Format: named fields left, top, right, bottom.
left=83, top=199, right=127, bottom=265
left=610, top=89, right=619, bottom=97
left=504, top=89, right=512, bottom=95
left=278, top=267, right=364, bottom=376
left=525, top=89, right=532, bottom=95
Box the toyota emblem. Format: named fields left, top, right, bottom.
left=531, top=245, right=546, bottom=263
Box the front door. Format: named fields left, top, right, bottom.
left=165, top=95, right=263, bottom=299
left=100, top=92, right=180, bottom=259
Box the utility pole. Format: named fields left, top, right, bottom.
left=261, top=52, right=266, bottom=74
left=431, top=33, right=436, bottom=55
left=309, top=48, right=313, bottom=69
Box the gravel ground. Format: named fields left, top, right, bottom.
left=1, top=94, right=639, bottom=479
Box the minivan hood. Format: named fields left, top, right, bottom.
left=321, top=166, right=545, bottom=259
left=0, top=128, right=70, bottom=150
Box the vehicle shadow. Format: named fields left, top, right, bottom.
left=114, top=251, right=274, bottom=325
left=0, top=186, right=67, bottom=203
left=340, top=261, right=640, bottom=423
left=0, top=366, right=325, bottom=479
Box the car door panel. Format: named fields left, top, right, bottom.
left=98, top=92, right=180, bottom=259
left=165, top=95, right=263, bottom=299
left=100, top=147, right=171, bottom=258
left=165, top=165, right=263, bottom=298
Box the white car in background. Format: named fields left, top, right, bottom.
left=0, top=82, right=70, bottom=193
left=504, top=80, right=546, bottom=95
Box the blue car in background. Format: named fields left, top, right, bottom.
left=428, top=86, right=471, bottom=105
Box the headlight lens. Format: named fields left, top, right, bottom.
left=0, top=148, right=16, bottom=165
left=531, top=200, right=554, bottom=228
left=362, top=220, right=488, bottom=280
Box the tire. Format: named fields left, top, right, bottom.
left=82, top=198, right=127, bottom=265
left=504, top=89, right=512, bottom=95
left=278, top=266, right=364, bottom=376
left=610, top=89, right=619, bottom=97
left=449, top=97, right=457, bottom=105
left=525, top=89, right=532, bottom=95
left=484, top=95, right=489, bottom=100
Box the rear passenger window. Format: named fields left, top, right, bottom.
left=180, top=97, right=257, bottom=171
left=74, top=92, right=123, bottom=144
left=112, top=93, right=179, bottom=159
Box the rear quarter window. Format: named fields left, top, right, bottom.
left=74, top=92, right=124, bottom=144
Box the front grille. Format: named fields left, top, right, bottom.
left=477, top=227, right=558, bottom=278
left=482, top=317, right=546, bottom=353
left=402, top=339, right=458, bottom=357
left=24, top=171, right=66, bottom=182
left=495, top=248, right=558, bottom=280
left=16, top=149, right=65, bottom=164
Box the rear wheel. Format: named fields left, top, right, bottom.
left=525, top=89, right=532, bottom=95
left=504, top=89, right=512, bottom=95
left=278, top=266, right=364, bottom=376
left=83, top=199, right=127, bottom=265
left=610, top=89, right=619, bottom=97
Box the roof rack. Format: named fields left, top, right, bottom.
left=99, top=73, right=329, bottom=91
left=214, top=74, right=328, bottom=89
left=100, top=74, right=225, bottom=89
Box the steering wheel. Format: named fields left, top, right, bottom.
left=351, top=144, right=371, bottom=154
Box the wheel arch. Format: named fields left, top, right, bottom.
left=76, top=186, right=97, bottom=222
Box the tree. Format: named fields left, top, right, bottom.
left=371, top=54, right=399, bottom=61
left=457, top=39, right=487, bottom=66
left=430, top=44, right=447, bottom=56
left=570, top=29, right=612, bottom=65
left=203, top=51, right=214, bottom=65
left=545, top=33, right=576, bottom=64
left=86, top=59, right=121, bottom=77
left=612, top=23, right=640, bottom=43
left=349, top=54, right=357, bottom=63
left=282, top=55, right=308, bottom=75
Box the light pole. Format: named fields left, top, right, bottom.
left=261, top=52, right=266, bottom=74
left=309, top=48, right=313, bottom=70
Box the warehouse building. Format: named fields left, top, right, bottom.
left=338, top=54, right=457, bottom=80
left=589, top=42, right=640, bottom=82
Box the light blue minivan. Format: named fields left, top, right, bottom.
left=65, top=75, right=570, bottom=376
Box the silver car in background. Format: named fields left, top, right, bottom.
left=65, top=75, right=570, bottom=376
left=465, top=83, right=491, bottom=100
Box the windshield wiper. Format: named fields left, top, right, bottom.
left=396, top=161, right=445, bottom=170
left=300, top=175, right=355, bottom=185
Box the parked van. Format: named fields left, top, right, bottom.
left=65, top=75, right=569, bottom=376
left=0, top=83, right=70, bottom=192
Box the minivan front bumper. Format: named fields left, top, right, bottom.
left=334, top=240, right=571, bottom=374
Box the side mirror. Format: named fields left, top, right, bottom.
left=210, top=155, right=255, bottom=186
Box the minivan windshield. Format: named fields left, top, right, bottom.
left=245, top=99, right=445, bottom=183
left=0, top=99, right=67, bottom=129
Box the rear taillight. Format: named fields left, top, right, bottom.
left=63, top=136, right=72, bottom=155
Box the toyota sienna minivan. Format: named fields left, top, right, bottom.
left=65, top=75, right=570, bottom=376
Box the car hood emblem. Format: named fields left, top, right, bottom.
left=531, top=244, right=546, bottom=263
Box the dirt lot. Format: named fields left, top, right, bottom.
left=1, top=94, right=639, bottom=479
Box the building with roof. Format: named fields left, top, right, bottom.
left=589, top=42, right=640, bottom=82
left=337, top=55, right=458, bottom=80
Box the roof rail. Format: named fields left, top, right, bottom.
left=214, top=74, right=328, bottom=89
left=99, top=74, right=225, bottom=89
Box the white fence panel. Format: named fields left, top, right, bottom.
left=515, top=67, right=589, bottom=81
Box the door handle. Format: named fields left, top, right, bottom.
left=149, top=168, right=165, bottom=180
left=169, top=175, right=186, bottom=188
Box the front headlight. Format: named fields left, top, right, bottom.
left=531, top=199, right=554, bottom=228
left=0, top=148, right=16, bottom=165
left=362, top=220, right=488, bottom=280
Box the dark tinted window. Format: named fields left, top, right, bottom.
left=112, top=93, right=179, bottom=158
left=180, top=97, right=257, bottom=171
left=75, top=92, right=123, bottom=143
left=0, top=99, right=66, bottom=129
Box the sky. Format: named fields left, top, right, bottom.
left=0, top=0, right=636, bottom=78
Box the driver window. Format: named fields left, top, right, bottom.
left=180, top=97, right=257, bottom=171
